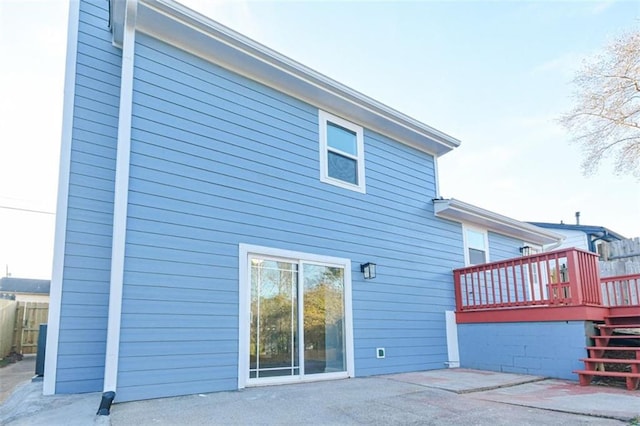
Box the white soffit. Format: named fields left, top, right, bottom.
left=109, top=0, right=461, bottom=157
left=434, top=198, right=563, bottom=245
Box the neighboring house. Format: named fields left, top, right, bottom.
left=45, top=0, right=561, bottom=402
left=529, top=221, right=625, bottom=256
left=0, top=277, right=50, bottom=303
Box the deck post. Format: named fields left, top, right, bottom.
left=567, top=250, right=584, bottom=305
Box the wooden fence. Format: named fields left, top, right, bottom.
left=600, top=237, right=640, bottom=277
left=0, top=299, right=17, bottom=358
left=11, top=302, right=49, bottom=355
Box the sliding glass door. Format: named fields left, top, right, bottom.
left=247, top=252, right=349, bottom=384
left=302, top=263, right=345, bottom=375
left=249, top=259, right=299, bottom=379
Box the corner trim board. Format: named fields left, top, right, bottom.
left=103, top=0, right=138, bottom=394
left=43, top=0, right=81, bottom=396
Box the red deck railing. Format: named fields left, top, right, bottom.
left=601, top=273, right=640, bottom=307
left=453, top=248, right=604, bottom=312
left=453, top=248, right=640, bottom=321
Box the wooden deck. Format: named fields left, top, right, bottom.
left=453, top=248, right=640, bottom=323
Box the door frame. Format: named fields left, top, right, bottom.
left=238, top=244, right=355, bottom=389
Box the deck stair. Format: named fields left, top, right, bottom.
left=574, top=314, right=640, bottom=391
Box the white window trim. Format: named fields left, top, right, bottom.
left=318, top=110, right=366, bottom=193
left=462, top=224, right=490, bottom=266
left=238, top=244, right=355, bottom=389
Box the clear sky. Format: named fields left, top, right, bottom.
left=1, top=0, right=639, bottom=280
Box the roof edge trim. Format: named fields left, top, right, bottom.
left=434, top=198, right=564, bottom=246
left=110, top=0, right=461, bottom=156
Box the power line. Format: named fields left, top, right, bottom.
left=0, top=205, right=55, bottom=215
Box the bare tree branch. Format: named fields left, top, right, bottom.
left=560, top=30, right=640, bottom=178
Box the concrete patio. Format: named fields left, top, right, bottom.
left=1, top=366, right=638, bottom=425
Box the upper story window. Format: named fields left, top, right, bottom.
left=319, top=110, right=366, bottom=193
left=464, top=226, right=489, bottom=266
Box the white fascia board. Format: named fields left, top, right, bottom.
left=44, top=0, right=81, bottom=396
left=110, top=0, right=461, bottom=157
left=434, top=198, right=563, bottom=246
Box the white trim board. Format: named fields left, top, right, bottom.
left=43, top=0, right=81, bottom=396
left=445, top=310, right=460, bottom=368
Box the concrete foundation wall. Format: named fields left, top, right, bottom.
left=458, top=321, right=590, bottom=380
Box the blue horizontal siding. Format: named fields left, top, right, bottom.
left=122, top=287, right=236, bottom=306
left=112, top=32, right=463, bottom=401
left=133, top=41, right=315, bottom=128
left=119, top=328, right=237, bottom=343
left=125, top=161, right=458, bottom=251
left=57, top=354, right=105, bottom=369
left=56, top=0, right=120, bottom=394
left=119, top=353, right=236, bottom=373
left=60, top=316, right=108, bottom=330
left=489, top=231, right=521, bottom=261
left=57, top=341, right=106, bottom=356
left=118, top=341, right=232, bottom=357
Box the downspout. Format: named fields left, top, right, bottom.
left=433, top=157, right=441, bottom=198
left=545, top=239, right=564, bottom=252
left=588, top=231, right=608, bottom=254
left=101, top=0, right=138, bottom=415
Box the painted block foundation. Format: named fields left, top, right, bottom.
left=458, top=321, right=590, bottom=380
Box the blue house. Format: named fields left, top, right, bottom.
left=44, top=0, right=561, bottom=402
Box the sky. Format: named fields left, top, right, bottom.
left=0, top=0, right=639, bottom=280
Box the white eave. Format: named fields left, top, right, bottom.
left=434, top=198, right=563, bottom=246
left=109, top=0, right=461, bottom=157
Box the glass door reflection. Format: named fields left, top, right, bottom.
left=303, top=264, right=345, bottom=375
left=249, top=259, right=299, bottom=379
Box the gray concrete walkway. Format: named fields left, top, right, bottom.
left=1, top=368, right=638, bottom=425
left=0, top=355, right=36, bottom=405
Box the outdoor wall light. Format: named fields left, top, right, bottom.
left=361, top=262, right=376, bottom=279
left=519, top=245, right=532, bottom=256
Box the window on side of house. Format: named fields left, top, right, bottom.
left=464, top=226, right=488, bottom=266
left=319, top=110, right=365, bottom=193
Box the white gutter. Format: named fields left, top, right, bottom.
left=434, top=198, right=564, bottom=246
left=109, top=0, right=461, bottom=157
